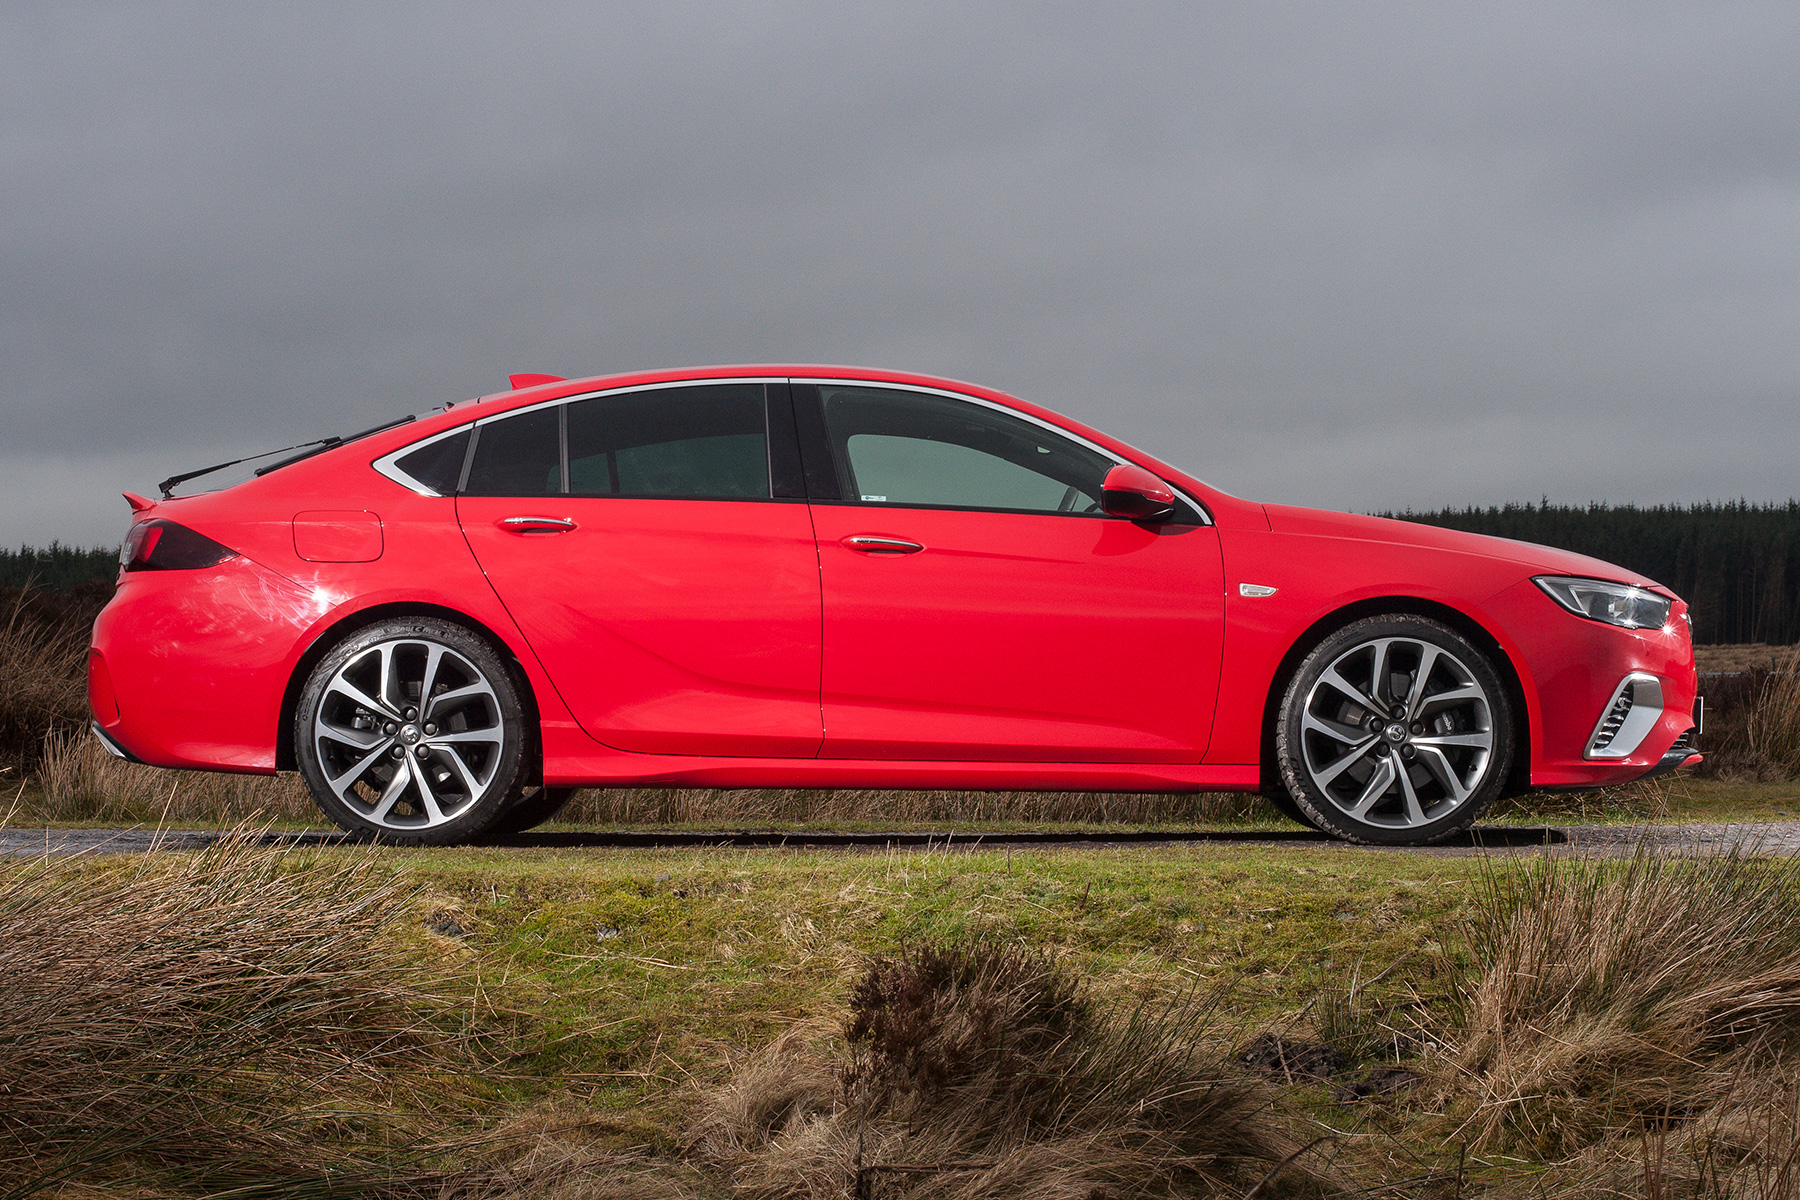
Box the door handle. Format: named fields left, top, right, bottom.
left=843, top=535, right=924, bottom=554
left=499, top=516, right=577, bottom=533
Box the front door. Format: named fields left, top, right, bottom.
left=799, top=382, right=1225, bottom=762
left=457, top=382, right=823, bottom=758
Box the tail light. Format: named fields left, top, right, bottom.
left=120, top=519, right=239, bottom=572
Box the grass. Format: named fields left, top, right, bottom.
left=20, top=827, right=1800, bottom=1195
left=0, top=829, right=485, bottom=1197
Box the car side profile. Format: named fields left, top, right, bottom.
left=88, top=365, right=1702, bottom=845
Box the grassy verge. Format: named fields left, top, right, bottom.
left=20, top=832, right=1800, bottom=1196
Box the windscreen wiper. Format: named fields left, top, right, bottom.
left=157, top=414, right=417, bottom=499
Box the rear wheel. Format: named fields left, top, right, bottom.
left=1276, top=615, right=1513, bottom=845
left=296, top=618, right=527, bottom=844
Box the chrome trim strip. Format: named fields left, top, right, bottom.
left=371, top=377, right=790, bottom=497
left=1585, top=672, right=1665, bottom=760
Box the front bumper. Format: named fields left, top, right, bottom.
left=1479, top=579, right=1701, bottom=788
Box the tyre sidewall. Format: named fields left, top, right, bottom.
left=1277, top=615, right=1514, bottom=846
left=295, top=617, right=527, bottom=845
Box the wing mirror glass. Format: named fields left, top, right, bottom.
left=1099, top=464, right=1176, bottom=523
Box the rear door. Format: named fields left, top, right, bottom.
left=798, top=381, right=1225, bottom=762
left=456, top=381, right=823, bottom=757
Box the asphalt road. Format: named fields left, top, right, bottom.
left=6, top=822, right=1800, bottom=858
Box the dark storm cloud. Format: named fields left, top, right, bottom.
left=2, top=2, right=1796, bottom=545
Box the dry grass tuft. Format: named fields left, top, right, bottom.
left=0, top=588, right=90, bottom=773
left=562, top=787, right=1269, bottom=827
left=0, top=827, right=472, bottom=1195
left=1748, top=644, right=1800, bottom=780
left=1449, top=846, right=1800, bottom=1158
left=695, top=941, right=1330, bottom=1199
left=33, top=726, right=315, bottom=823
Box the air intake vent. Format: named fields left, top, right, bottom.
left=1585, top=673, right=1666, bottom=760
left=1590, top=690, right=1634, bottom=752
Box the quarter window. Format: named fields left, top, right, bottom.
left=818, top=386, right=1111, bottom=514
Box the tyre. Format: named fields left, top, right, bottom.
left=296, top=618, right=528, bottom=844
left=1261, top=784, right=1321, bottom=831
left=482, top=786, right=577, bottom=838
left=1275, top=615, right=1513, bottom=845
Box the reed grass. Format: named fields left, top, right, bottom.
left=0, top=828, right=474, bottom=1196
left=1449, top=846, right=1800, bottom=1157
left=694, top=940, right=1329, bottom=1200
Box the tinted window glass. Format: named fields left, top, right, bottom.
left=818, top=386, right=1111, bottom=514
left=566, top=385, right=768, bottom=498
left=464, top=407, right=561, bottom=496
left=392, top=429, right=470, bottom=495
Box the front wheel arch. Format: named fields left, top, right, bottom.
left=1257, top=596, right=1531, bottom=801
left=276, top=602, right=543, bottom=780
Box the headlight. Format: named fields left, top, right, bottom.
left=1534, top=576, right=1672, bottom=630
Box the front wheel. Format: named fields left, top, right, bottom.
left=296, top=618, right=528, bottom=844
left=1276, top=615, right=1514, bottom=845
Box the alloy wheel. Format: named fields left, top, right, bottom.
left=1296, top=634, right=1497, bottom=832
left=310, top=637, right=508, bottom=831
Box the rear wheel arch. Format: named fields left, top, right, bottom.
left=1257, top=596, right=1531, bottom=799
left=276, top=602, right=544, bottom=779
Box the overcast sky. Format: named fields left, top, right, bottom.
left=3, top=2, right=1795, bottom=548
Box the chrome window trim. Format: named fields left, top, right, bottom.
left=371, top=377, right=788, bottom=497
left=372, top=425, right=471, bottom=497
left=793, top=376, right=1214, bottom=525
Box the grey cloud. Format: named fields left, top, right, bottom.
left=1, top=2, right=1796, bottom=545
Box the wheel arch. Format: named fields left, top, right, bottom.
left=276, top=601, right=545, bottom=782
left=1256, top=595, right=1532, bottom=798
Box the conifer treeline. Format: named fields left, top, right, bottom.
left=0, top=544, right=118, bottom=591
left=1391, top=501, right=1800, bottom=645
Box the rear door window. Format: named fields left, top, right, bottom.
left=463, top=407, right=561, bottom=496
left=566, top=384, right=768, bottom=499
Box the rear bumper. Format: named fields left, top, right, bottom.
left=90, top=720, right=146, bottom=764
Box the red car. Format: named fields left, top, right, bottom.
left=87, top=365, right=1701, bottom=845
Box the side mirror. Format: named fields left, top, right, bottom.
left=1100, top=464, right=1177, bottom=523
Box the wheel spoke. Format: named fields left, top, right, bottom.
left=327, top=677, right=398, bottom=721
left=377, top=643, right=400, bottom=712
left=1313, top=738, right=1380, bottom=787
left=425, top=728, right=502, bottom=745
left=419, top=644, right=448, bottom=705
left=1318, top=667, right=1382, bottom=716
left=1302, top=711, right=1370, bottom=748
left=324, top=741, right=394, bottom=798
left=1415, top=745, right=1472, bottom=805
left=1414, top=730, right=1492, bottom=750
left=1403, top=645, right=1441, bottom=720
left=440, top=748, right=487, bottom=796
left=368, top=761, right=413, bottom=822
left=1418, top=683, right=1484, bottom=709
left=1367, top=640, right=1394, bottom=709
left=426, top=681, right=496, bottom=720
left=1348, top=753, right=1397, bottom=817
left=408, top=756, right=449, bottom=823
left=318, top=723, right=388, bottom=751
left=1396, top=761, right=1428, bottom=825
